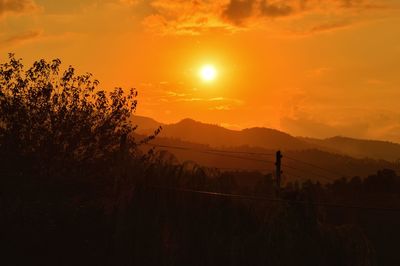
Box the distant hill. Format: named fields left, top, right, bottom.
left=301, top=136, right=400, bottom=162
left=154, top=118, right=314, bottom=151
left=133, top=116, right=400, bottom=162
left=132, top=115, right=164, bottom=134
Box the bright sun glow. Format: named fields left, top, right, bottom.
left=200, top=65, right=217, bottom=82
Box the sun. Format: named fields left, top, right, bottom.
left=199, top=65, right=217, bottom=82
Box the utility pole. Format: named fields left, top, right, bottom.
left=275, top=150, right=283, bottom=194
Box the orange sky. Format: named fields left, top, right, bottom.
left=1, top=0, right=400, bottom=142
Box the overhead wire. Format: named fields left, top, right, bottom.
left=214, top=167, right=274, bottom=172
left=281, top=171, right=308, bottom=183
left=282, top=164, right=338, bottom=182
left=284, top=155, right=347, bottom=177
left=144, top=143, right=276, bottom=164
left=150, top=186, right=400, bottom=212
left=144, top=142, right=349, bottom=182
left=143, top=143, right=275, bottom=157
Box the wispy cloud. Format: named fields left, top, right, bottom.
left=305, top=67, right=332, bottom=78
left=161, top=90, right=244, bottom=110
left=0, top=29, right=42, bottom=47
left=166, top=91, right=188, bottom=97
left=208, top=105, right=232, bottom=111
left=366, top=78, right=386, bottom=85
left=0, top=30, right=81, bottom=49
left=293, top=20, right=353, bottom=36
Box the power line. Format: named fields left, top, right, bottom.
left=182, top=165, right=273, bottom=173
left=202, top=150, right=275, bottom=164
left=207, top=149, right=275, bottom=157
left=143, top=143, right=275, bottom=157
left=144, top=143, right=275, bottom=164
left=144, top=143, right=346, bottom=182
left=282, top=172, right=308, bottom=183
left=218, top=167, right=273, bottom=172
left=150, top=186, right=400, bottom=212
left=282, top=164, right=338, bottom=182
left=284, top=155, right=347, bottom=177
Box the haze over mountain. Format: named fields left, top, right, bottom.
left=133, top=115, right=400, bottom=162
left=301, top=137, right=400, bottom=162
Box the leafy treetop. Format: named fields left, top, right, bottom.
left=0, top=54, right=148, bottom=166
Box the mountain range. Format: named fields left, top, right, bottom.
left=131, top=116, right=400, bottom=183
left=133, top=115, right=400, bottom=162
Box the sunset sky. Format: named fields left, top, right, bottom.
left=1, top=0, right=400, bottom=142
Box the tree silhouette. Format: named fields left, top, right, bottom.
left=0, top=54, right=146, bottom=173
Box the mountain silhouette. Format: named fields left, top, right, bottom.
left=140, top=118, right=313, bottom=150
left=133, top=116, right=400, bottom=162
left=133, top=115, right=165, bottom=133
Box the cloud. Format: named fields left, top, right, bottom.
left=162, top=89, right=243, bottom=109
left=259, top=0, right=293, bottom=18
left=208, top=105, right=232, bottom=111
left=0, top=30, right=81, bottom=50
left=300, top=20, right=352, bottom=35
left=134, top=0, right=395, bottom=35
left=0, top=0, right=38, bottom=18
left=222, top=0, right=255, bottom=25
left=167, top=91, right=187, bottom=97
left=117, top=0, right=140, bottom=5
left=0, top=29, right=42, bottom=47
left=142, top=0, right=237, bottom=35
left=366, top=78, right=386, bottom=85
left=305, top=67, right=332, bottom=78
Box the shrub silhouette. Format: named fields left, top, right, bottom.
left=0, top=54, right=156, bottom=265
left=0, top=54, right=145, bottom=174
